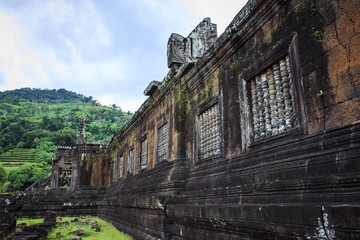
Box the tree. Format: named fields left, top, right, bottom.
left=34, top=139, right=57, bottom=164
left=41, top=116, right=64, bottom=131
left=0, top=165, right=6, bottom=181
left=0, top=88, right=134, bottom=152
left=0, top=165, right=9, bottom=192
left=7, top=163, right=50, bottom=190
left=57, top=127, right=76, bottom=146
left=21, top=129, right=50, bottom=148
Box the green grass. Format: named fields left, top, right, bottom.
left=17, top=217, right=45, bottom=226
left=47, top=216, right=133, bottom=240
left=16, top=216, right=133, bottom=239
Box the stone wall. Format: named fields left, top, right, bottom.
left=99, top=158, right=190, bottom=239
left=13, top=0, right=359, bottom=239
left=78, top=144, right=110, bottom=187
left=51, top=144, right=110, bottom=190
left=101, top=0, right=360, bottom=239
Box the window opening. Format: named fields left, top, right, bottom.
left=198, top=103, right=221, bottom=159
left=157, top=123, right=168, bottom=162
left=127, top=149, right=134, bottom=175
left=249, top=55, right=295, bottom=141
left=140, top=138, right=148, bottom=169
left=118, top=155, right=124, bottom=179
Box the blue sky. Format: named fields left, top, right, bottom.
left=0, top=0, right=247, bottom=112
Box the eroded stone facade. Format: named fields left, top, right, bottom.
left=6, top=0, right=360, bottom=239
left=102, top=0, right=360, bottom=239
left=51, top=120, right=110, bottom=190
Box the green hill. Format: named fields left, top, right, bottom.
left=0, top=88, right=133, bottom=153
left=0, top=87, right=93, bottom=104
left=0, top=88, right=132, bottom=191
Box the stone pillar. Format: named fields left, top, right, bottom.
left=71, top=157, right=79, bottom=190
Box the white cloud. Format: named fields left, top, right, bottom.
left=0, top=0, right=248, bottom=112
left=0, top=11, right=49, bottom=89
left=0, top=1, right=123, bottom=96
left=98, top=94, right=146, bottom=113
left=37, top=0, right=112, bottom=54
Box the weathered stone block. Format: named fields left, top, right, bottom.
left=167, top=18, right=217, bottom=69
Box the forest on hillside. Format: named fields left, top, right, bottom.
left=0, top=88, right=133, bottom=191
left=0, top=88, right=132, bottom=153
left=0, top=87, right=95, bottom=104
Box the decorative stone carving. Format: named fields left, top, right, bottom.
left=273, top=62, right=286, bottom=133
left=256, top=76, right=265, bottom=138
left=286, top=56, right=295, bottom=127
left=250, top=55, right=295, bottom=141
left=267, top=68, right=278, bottom=135
left=59, top=170, right=71, bottom=188
left=199, top=104, right=220, bottom=159
left=140, top=138, right=148, bottom=170
left=77, top=119, right=85, bottom=145
left=280, top=59, right=292, bottom=129
left=128, top=149, right=134, bottom=175
left=118, top=155, right=124, bottom=179
left=261, top=73, right=272, bottom=136
left=167, top=18, right=217, bottom=70
left=250, top=79, right=259, bottom=139
left=144, top=81, right=162, bottom=96
left=157, top=123, right=168, bottom=162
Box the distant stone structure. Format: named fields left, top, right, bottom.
left=3, top=0, right=360, bottom=239
left=51, top=119, right=110, bottom=190
left=76, top=118, right=85, bottom=145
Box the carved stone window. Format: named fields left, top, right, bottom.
left=140, top=138, right=148, bottom=170
left=58, top=170, right=71, bottom=188
left=242, top=34, right=307, bottom=145
left=249, top=55, right=295, bottom=141
left=157, top=123, right=168, bottom=162
left=127, top=149, right=134, bottom=175
left=118, top=154, right=124, bottom=179
left=198, top=103, right=221, bottom=159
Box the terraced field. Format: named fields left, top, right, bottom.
left=0, top=148, right=35, bottom=172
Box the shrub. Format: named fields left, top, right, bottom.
left=7, top=162, right=50, bottom=190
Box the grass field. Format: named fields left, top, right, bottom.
left=17, top=216, right=133, bottom=240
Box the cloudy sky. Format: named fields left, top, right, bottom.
left=0, top=0, right=247, bottom=112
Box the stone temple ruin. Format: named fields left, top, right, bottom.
left=1, top=0, right=360, bottom=239
left=50, top=119, right=110, bottom=190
